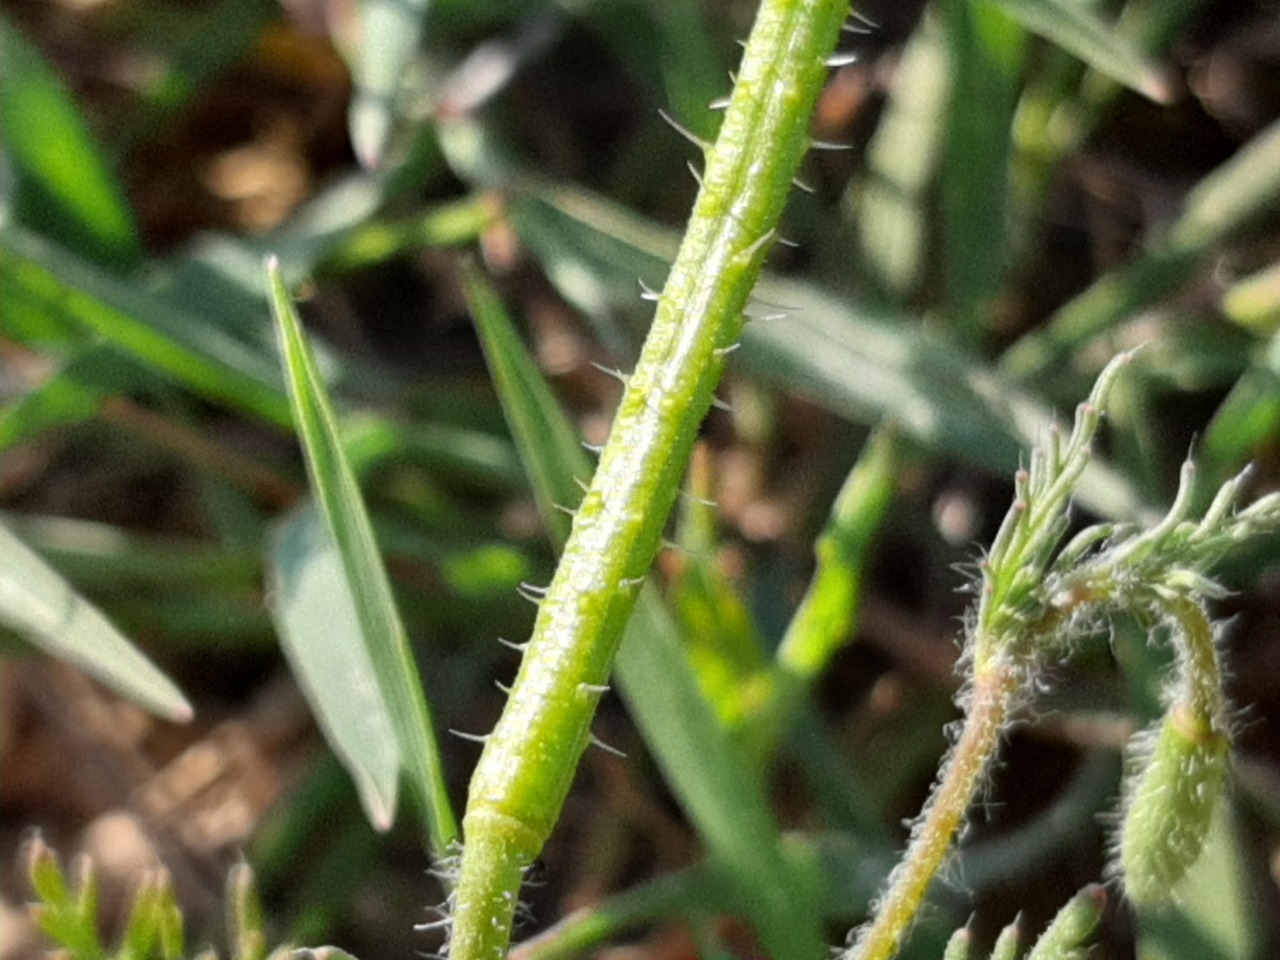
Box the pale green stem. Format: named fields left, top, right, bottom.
left=844, top=662, right=1020, bottom=960
left=1162, top=594, right=1224, bottom=730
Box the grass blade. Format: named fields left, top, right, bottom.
left=0, top=518, right=192, bottom=722
left=0, top=346, right=133, bottom=450
left=614, top=592, right=824, bottom=960
left=990, top=0, right=1171, bottom=102
left=939, top=0, right=1024, bottom=341
left=1, top=227, right=292, bottom=427
left=0, top=15, right=142, bottom=269
left=509, top=186, right=1148, bottom=521
left=850, top=7, right=949, bottom=302
left=265, top=258, right=457, bottom=849
left=507, top=188, right=1016, bottom=471
left=1200, top=326, right=1280, bottom=489
left=268, top=504, right=402, bottom=829
left=773, top=426, right=898, bottom=703
left=462, top=261, right=588, bottom=544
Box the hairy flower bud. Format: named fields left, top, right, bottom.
left=1117, top=704, right=1229, bottom=905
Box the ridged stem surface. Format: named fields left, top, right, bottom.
left=448, top=2, right=850, bottom=958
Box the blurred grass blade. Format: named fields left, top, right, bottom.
left=850, top=7, right=949, bottom=302
left=571, top=0, right=725, bottom=141
left=0, top=15, right=142, bottom=269
left=516, top=832, right=890, bottom=960
left=462, top=260, right=587, bottom=543
left=990, top=0, right=1170, bottom=101
left=0, top=346, right=132, bottom=451
left=670, top=450, right=768, bottom=733
left=462, top=265, right=823, bottom=960
left=320, top=193, right=500, bottom=275
left=510, top=186, right=1147, bottom=520
left=939, top=0, right=1024, bottom=341
left=1221, top=259, right=1280, bottom=334
left=510, top=189, right=995, bottom=464
left=514, top=862, right=725, bottom=960
left=0, top=518, right=192, bottom=722
left=773, top=426, right=897, bottom=697
left=348, top=0, right=432, bottom=168
left=268, top=505, right=400, bottom=829
left=613, top=593, right=824, bottom=960
left=1200, top=326, right=1280, bottom=488
left=1004, top=116, right=1280, bottom=378
left=265, top=258, right=457, bottom=848
left=0, top=227, right=292, bottom=427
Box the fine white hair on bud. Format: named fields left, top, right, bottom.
left=1115, top=703, right=1229, bottom=905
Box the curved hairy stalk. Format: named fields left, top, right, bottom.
left=446, top=2, right=852, bottom=958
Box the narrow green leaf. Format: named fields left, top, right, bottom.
left=154, top=878, right=185, bottom=960
left=0, top=15, right=142, bottom=268
left=265, top=258, right=458, bottom=849
left=0, top=227, right=292, bottom=427
left=990, top=0, right=1171, bottom=102
left=509, top=185, right=1147, bottom=523
left=939, top=0, right=1024, bottom=341
left=516, top=861, right=725, bottom=960
left=0, top=347, right=115, bottom=450
left=0, top=513, right=261, bottom=593
left=1221, top=259, right=1280, bottom=334
left=851, top=8, right=949, bottom=301
left=1201, top=326, right=1280, bottom=486
left=26, top=844, right=107, bottom=960
left=320, top=193, right=499, bottom=274
left=0, top=518, right=192, bottom=722
left=227, top=862, right=267, bottom=960
left=462, top=262, right=587, bottom=544
left=119, top=876, right=164, bottom=960
left=670, top=459, right=769, bottom=733
left=614, top=592, right=824, bottom=960
left=739, top=277, right=1148, bottom=522
left=268, top=505, right=402, bottom=829
left=25, top=837, right=73, bottom=914
left=516, top=832, right=893, bottom=960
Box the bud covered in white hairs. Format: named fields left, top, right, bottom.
left=1117, top=703, right=1229, bottom=905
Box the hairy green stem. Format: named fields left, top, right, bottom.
left=1162, top=594, right=1224, bottom=727
left=448, top=3, right=850, bottom=958
left=844, top=664, right=1019, bottom=960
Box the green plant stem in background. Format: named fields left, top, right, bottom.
left=447, top=2, right=850, bottom=958
left=768, top=424, right=897, bottom=742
